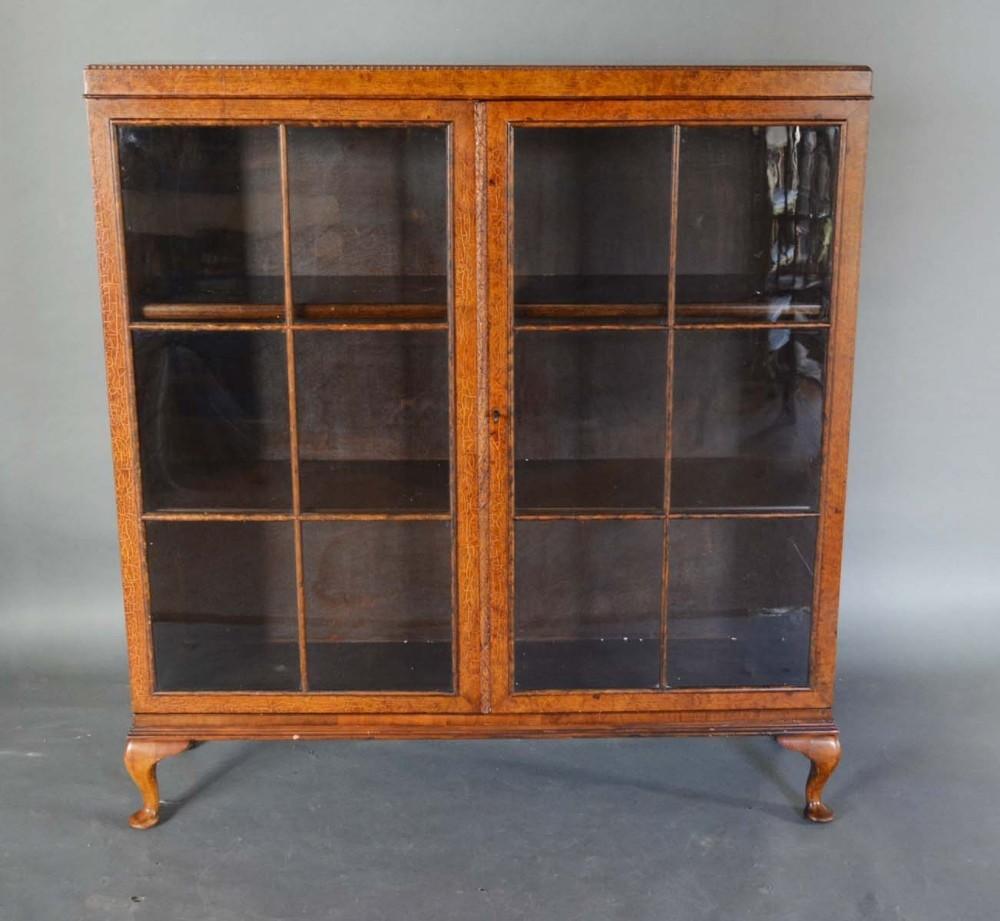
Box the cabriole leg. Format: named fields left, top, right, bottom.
left=776, top=732, right=842, bottom=823
left=123, top=738, right=194, bottom=829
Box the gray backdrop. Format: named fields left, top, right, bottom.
left=2, top=0, right=998, bottom=676
left=4, top=4, right=1000, bottom=920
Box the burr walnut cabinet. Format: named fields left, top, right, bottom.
left=84, top=65, right=871, bottom=828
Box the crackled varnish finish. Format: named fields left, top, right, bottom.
left=86, top=65, right=871, bottom=828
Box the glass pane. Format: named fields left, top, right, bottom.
left=667, top=517, right=816, bottom=688
left=295, top=331, right=449, bottom=513
left=515, top=520, right=663, bottom=690
left=132, top=331, right=291, bottom=512
left=287, top=126, right=448, bottom=321
left=148, top=521, right=299, bottom=691
left=303, top=521, right=452, bottom=691
left=671, top=329, right=826, bottom=513
left=677, top=126, right=839, bottom=324
left=118, top=126, right=283, bottom=321
left=515, top=331, right=666, bottom=513
left=513, top=126, right=673, bottom=322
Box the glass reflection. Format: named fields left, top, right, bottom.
left=677, top=126, right=839, bottom=323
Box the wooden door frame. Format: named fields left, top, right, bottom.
left=87, top=97, right=483, bottom=715
left=484, top=98, right=869, bottom=715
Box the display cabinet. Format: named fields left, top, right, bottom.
left=85, top=65, right=870, bottom=828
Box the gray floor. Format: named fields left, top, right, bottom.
left=1, top=660, right=997, bottom=921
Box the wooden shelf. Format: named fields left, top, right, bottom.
left=132, top=273, right=285, bottom=315
left=514, top=275, right=668, bottom=327
left=308, top=641, right=453, bottom=693
left=676, top=274, right=827, bottom=324
left=138, top=459, right=817, bottom=520
left=298, top=304, right=446, bottom=322
left=140, top=460, right=452, bottom=518
left=141, top=460, right=293, bottom=515
left=512, top=274, right=827, bottom=327
left=136, top=304, right=448, bottom=326
left=515, top=309, right=666, bottom=331
left=135, top=275, right=449, bottom=325
left=671, top=457, right=819, bottom=515
left=515, top=638, right=661, bottom=691
left=139, top=299, right=821, bottom=328
left=516, top=458, right=664, bottom=515
left=152, top=626, right=453, bottom=693
left=514, top=607, right=811, bottom=692
left=300, top=460, right=451, bottom=515
left=675, top=272, right=827, bottom=305
left=513, top=458, right=820, bottom=517
left=667, top=610, right=811, bottom=689
left=293, top=274, right=447, bottom=307
left=676, top=303, right=823, bottom=322
left=141, top=303, right=284, bottom=322
left=143, top=511, right=451, bottom=522
left=152, top=623, right=301, bottom=692
left=131, top=320, right=447, bottom=333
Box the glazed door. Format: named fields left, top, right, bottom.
left=486, top=101, right=853, bottom=713
left=104, top=100, right=480, bottom=712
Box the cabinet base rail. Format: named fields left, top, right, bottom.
left=123, top=722, right=840, bottom=829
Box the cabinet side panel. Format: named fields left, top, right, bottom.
left=87, top=101, right=153, bottom=704
left=811, top=101, right=870, bottom=699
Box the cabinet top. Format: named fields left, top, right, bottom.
left=83, top=65, right=872, bottom=100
